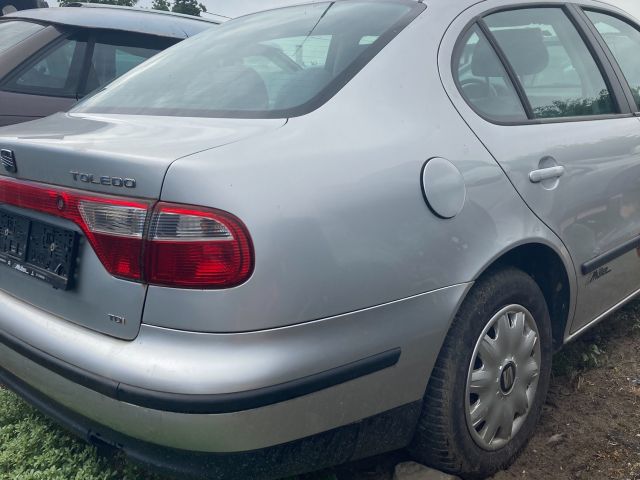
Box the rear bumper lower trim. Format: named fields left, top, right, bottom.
left=0, top=364, right=421, bottom=479
left=0, top=328, right=400, bottom=414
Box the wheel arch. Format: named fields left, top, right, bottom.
left=474, top=242, right=576, bottom=350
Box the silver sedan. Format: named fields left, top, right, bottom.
left=1, top=0, right=640, bottom=478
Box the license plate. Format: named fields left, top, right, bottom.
left=0, top=209, right=78, bottom=290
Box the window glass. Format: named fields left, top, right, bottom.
left=485, top=8, right=615, bottom=119
left=3, top=37, right=86, bottom=97
left=264, top=35, right=332, bottom=68
left=455, top=25, right=527, bottom=122
left=0, top=20, right=44, bottom=55
left=73, top=1, right=417, bottom=118
left=84, top=37, right=167, bottom=95
left=586, top=10, right=640, bottom=108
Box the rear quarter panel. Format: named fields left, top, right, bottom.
left=146, top=5, right=577, bottom=333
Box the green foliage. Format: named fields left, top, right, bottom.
left=171, top=0, right=205, bottom=16
left=580, top=343, right=607, bottom=368
left=59, top=0, right=138, bottom=6
left=0, top=387, right=310, bottom=480
left=534, top=90, right=614, bottom=119
left=151, top=0, right=170, bottom=11
left=0, top=388, right=160, bottom=480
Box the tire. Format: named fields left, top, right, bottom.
left=410, top=267, right=553, bottom=479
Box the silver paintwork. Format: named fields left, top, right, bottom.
left=421, top=157, right=467, bottom=219
left=465, top=305, right=541, bottom=451
left=0, top=0, right=638, bottom=458
left=439, top=0, right=640, bottom=335
left=0, top=282, right=469, bottom=451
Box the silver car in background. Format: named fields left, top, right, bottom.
left=1, top=0, right=640, bottom=478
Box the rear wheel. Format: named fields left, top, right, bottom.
left=410, top=267, right=552, bottom=479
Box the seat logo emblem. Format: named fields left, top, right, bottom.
left=1, top=149, right=17, bottom=173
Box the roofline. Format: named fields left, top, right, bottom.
left=62, top=3, right=223, bottom=24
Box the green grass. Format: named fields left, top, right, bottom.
left=0, top=386, right=162, bottom=480
left=0, top=387, right=337, bottom=480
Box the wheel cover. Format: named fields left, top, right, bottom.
left=465, top=304, right=541, bottom=451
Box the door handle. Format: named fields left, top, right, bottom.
left=529, top=166, right=565, bottom=183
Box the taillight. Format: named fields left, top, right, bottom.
left=146, top=203, right=253, bottom=288
left=0, top=177, right=151, bottom=280
left=78, top=200, right=148, bottom=279
left=0, top=177, right=254, bottom=288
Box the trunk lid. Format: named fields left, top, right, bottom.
left=0, top=112, right=285, bottom=198
left=0, top=113, right=284, bottom=340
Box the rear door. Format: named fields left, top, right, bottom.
left=440, top=1, right=640, bottom=333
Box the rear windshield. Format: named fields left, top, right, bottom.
left=73, top=0, right=421, bottom=118
left=0, top=20, right=45, bottom=55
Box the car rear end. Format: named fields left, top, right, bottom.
left=0, top=111, right=447, bottom=478
left=0, top=2, right=462, bottom=478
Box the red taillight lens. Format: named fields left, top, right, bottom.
left=145, top=203, right=254, bottom=288
left=0, top=177, right=151, bottom=280
left=0, top=177, right=254, bottom=288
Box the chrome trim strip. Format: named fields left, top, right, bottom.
left=565, top=285, right=640, bottom=343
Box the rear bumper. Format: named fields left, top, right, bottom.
left=0, top=365, right=422, bottom=480
left=0, top=282, right=470, bottom=454
left=0, top=327, right=401, bottom=414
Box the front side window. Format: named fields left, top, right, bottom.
left=455, top=25, right=528, bottom=122
left=73, top=1, right=420, bottom=118
left=2, top=36, right=86, bottom=97
left=0, top=20, right=44, bottom=55
left=484, top=8, right=615, bottom=119
left=585, top=10, right=640, bottom=108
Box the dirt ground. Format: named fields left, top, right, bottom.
left=320, top=300, right=640, bottom=480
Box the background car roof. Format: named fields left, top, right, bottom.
left=4, top=4, right=220, bottom=38
left=204, top=0, right=419, bottom=20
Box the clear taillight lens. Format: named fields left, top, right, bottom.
left=0, top=177, right=254, bottom=288
left=78, top=200, right=149, bottom=279
left=145, top=203, right=253, bottom=288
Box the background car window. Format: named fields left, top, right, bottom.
left=455, top=25, right=527, bottom=122
left=484, top=8, right=615, bottom=119
left=586, top=10, right=640, bottom=109
left=3, top=37, right=86, bottom=97
left=0, top=20, right=44, bottom=55
left=82, top=33, right=174, bottom=96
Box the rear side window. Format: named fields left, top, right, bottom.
left=455, top=25, right=527, bottom=122
left=454, top=7, right=618, bottom=122
left=484, top=8, right=614, bottom=119
left=585, top=10, right=640, bottom=108
left=0, top=20, right=44, bottom=55
left=74, top=1, right=422, bottom=118
left=82, top=32, right=173, bottom=96
left=2, top=36, right=87, bottom=97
